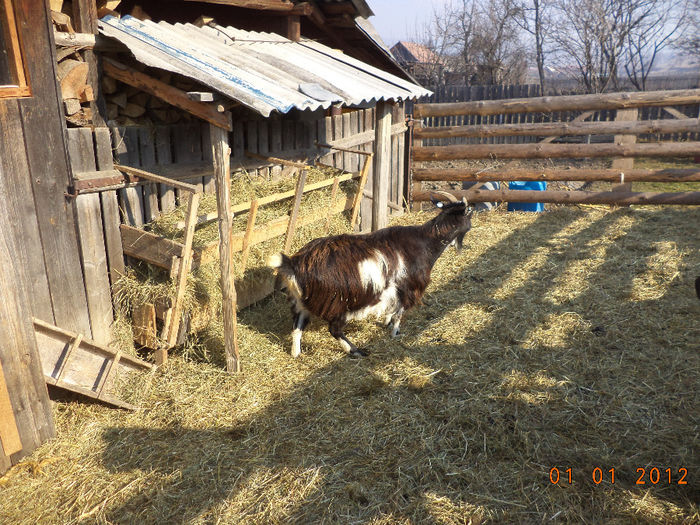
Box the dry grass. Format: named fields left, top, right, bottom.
left=1, top=205, right=698, bottom=524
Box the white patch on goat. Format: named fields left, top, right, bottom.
left=345, top=284, right=399, bottom=322
left=358, top=251, right=387, bottom=293
left=291, top=328, right=302, bottom=358
left=394, top=254, right=407, bottom=282
left=338, top=338, right=353, bottom=353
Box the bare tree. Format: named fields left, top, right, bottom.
left=410, top=4, right=459, bottom=86
left=676, top=0, right=699, bottom=56
left=623, top=0, right=687, bottom=90
left=517, top=0, right=553, bottom=93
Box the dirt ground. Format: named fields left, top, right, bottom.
left=1, top=199, right=698, bottom=524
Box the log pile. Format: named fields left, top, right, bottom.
left=52, top=1, right=182, bottom=127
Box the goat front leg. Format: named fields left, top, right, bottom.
left=388, top=307, right=404, bottom=338
left=329, top=318, right=368, bottom=358
left=291, top=306, right=310, bottom=358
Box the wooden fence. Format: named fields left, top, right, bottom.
left=409, top=81, right=700, bottom=146
left=411, top=88, right=700, bottom=207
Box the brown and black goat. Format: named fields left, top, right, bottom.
left=269, top=194, right=473, bottom=357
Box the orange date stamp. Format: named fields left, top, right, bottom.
left=549, top=467, right=689, bottom=485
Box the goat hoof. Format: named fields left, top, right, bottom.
left=350, top=348, right=369, bottom=358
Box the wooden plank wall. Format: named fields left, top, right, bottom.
left=101, top=106, right=407, bottom=231
left=408, top=84, right=700, bottom=146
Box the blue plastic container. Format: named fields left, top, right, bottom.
left=507, top=181, right=546, bottom=212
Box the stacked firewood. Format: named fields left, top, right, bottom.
left=103, top=72, right=199, bottom=127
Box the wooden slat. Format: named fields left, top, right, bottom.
left=240, top=199, right=259, bottom=272
left=102, top=59, right=231, bottom=130
left=115, top=164, right=200, bottom=193
left=133, top=303, right=157, bottom=349
left=54, top=333, right=83, bottom=383
left=325, top=177, right=340, bottom=233
left=112, top=126, right=145, bottom=227
left=283, top=169, right=307, bottom=253
left=138, top=127, right=160, bottom=221
left=155, top=126, right=176, bottom=212
left=173, top=123, right=204, bottom=192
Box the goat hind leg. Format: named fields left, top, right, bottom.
left=329, top=319, right=367, bottom=358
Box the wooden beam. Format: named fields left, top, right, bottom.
left=373, top=101, right=392, bottom=230
left=413, top=189, right=700, bottom=205
left=211, top=120, right=241, bottom=373
left=244, top=151, right=310, bottom=169
left=102, top=58, right=231, bottom=130
left=413, top=117, right=700, bottom=140
left=413, top=88, right=700, bottom=118
left=120, top=224, right=186, bottom=271
left=316, top=142, right=374, bottom=156
left=413, top=167, right=700, bottom=183
left=413, top=142, right=700, bottom=161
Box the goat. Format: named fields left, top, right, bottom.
left=269, top=193, right=473, bottom=357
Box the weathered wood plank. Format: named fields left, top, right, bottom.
left=94, top=128, right=125, bottom=287
left=611, top=108, right=638, bottom=193
left=138, top=127, right=160, bottom=221
left=155, top=126, right=176, bottom=212
left=373, top=101, right=392, bottom=230
left=0, top=101, right=54, bottom=324
left=112, top=126, right=145, bottom=226
left=120, top=224, right=184, bottom=270
left=0, top=359, right=23, bottom=457
left=0, top=149, right=56, bottom=469
left=67, top=128, right=114, bottom=344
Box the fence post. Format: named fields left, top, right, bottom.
left=611, top=108, right=639, bottom=194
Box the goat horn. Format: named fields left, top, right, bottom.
left=431, top=190, right=458, bottom=203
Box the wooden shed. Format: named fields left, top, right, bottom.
left=0, top=0, right=428, bottom=472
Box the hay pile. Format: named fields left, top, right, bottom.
left=113, top=165, right=357, bottom=353
left=1, top=205, right=698, bottom=524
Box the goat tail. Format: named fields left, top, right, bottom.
left=268, top=253, right=295, bottom=278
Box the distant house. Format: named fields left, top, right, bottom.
left=391, top=41, right=447, bottom=86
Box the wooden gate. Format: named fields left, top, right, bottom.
left=410, top=88, right=700, bottom=206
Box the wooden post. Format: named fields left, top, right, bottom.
left=411, top=119, right=423, bottom=212
left=210, top=119, right=241, bottom=373
left=373, top=101, right=392, bottom=230
left=325, top=177, right=340, bottom=233
left=351, top=154, right=372, bottom=229
left=287, top=15, right=301, bottom=41
left=611, top=108, right=639, bottom=193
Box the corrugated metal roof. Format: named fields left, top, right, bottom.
left=98, top=15, right=431, bottom=117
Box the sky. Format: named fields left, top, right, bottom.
left=368, top=0, right=452, bottom=49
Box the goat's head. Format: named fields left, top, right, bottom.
left=430, top=191, right=474, bottom=252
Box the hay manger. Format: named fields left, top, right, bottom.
left=1, top=205, right=698, bottom=523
